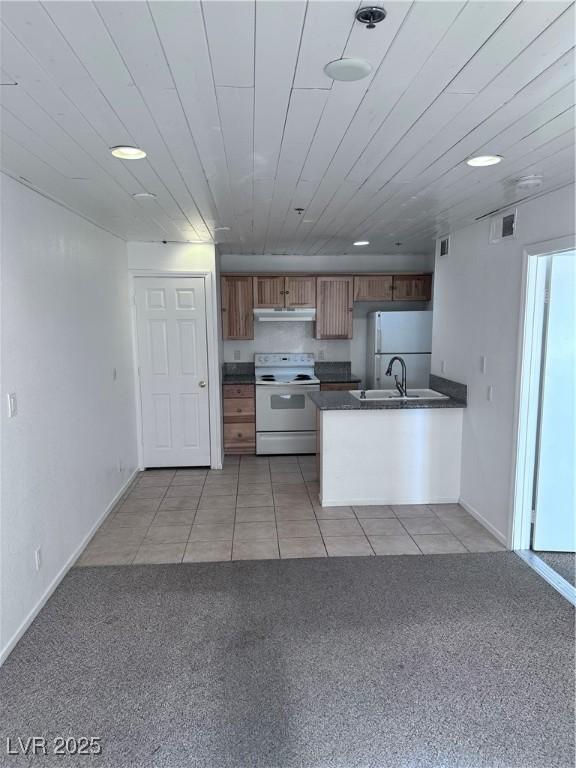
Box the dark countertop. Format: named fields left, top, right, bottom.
left=317, top=372, right=362, bottom=384
left=222, top=373, right=256, bottom=385
left=308, top=391, right=466, bottom=411
left=221, top=362, right=361, bottom=385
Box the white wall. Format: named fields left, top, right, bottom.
left=221, top=252, right=433, bottom=381
left=219, top=252, right=433, bottom=274
left=127, top=242, right=223, bottom=467
left=431, top=185, right=575, bottom=543
left=1, top=176, right=138, bottom=663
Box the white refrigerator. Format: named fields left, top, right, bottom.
left=366, top=311, right=433, bottom=389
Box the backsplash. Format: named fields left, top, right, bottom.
left=222, top=321, right=351, bottom=363
left=222, top=301, right=430, bottom=381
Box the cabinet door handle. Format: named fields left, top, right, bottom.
left=199, top=381, right=207, bottom=388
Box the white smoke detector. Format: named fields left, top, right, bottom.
left=515, top=175, right=544, bottom=191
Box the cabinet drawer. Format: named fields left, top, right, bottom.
left=223, top=384, right=254, bottom=399
left=224, top=397, right=255, bottom=423
left=320, top=382, right=360, bottom=391
left=224, top=423, right=256, bottom=451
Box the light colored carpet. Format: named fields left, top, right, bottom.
left=1, top=553, right=574, bottom=768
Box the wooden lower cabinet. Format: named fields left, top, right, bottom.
left=320, top=382, right=361, bottom=391
left=223, top=383, right=256, bottom=454
left=223, top=423, right=256, bottom=454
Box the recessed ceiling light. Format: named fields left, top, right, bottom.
left=132, top=192, right=156, bottom=199
left=354, top=240, right=370, bottom=246
left=324, top=58, right=372, bottom=82
left=466, top=154, right=502, bottom=167
left=110, top=145, right=147, bottom=160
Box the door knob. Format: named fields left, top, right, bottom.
left=199, top=381, right=207, bottom=388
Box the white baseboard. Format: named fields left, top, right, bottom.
left=0, top=469, right=139, bottom=667
left=320, top=496, right=460, bottom=507
left=458, top=498, right=507, bottom=545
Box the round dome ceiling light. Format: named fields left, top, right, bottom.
left=515, top=174, right=544, bottom=191
left=324, top=58, right=372, bottom=82
left=132, top=192, right=156, bottom=199
left=354, top=240, right=370, bottom=246
left=355, top=6, right=387, bottom=29
left=466, top=154, right=502, bottom=167
left=110, top=145, right=147, bottom=160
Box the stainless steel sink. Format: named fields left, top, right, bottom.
left=349, top=388, right=449, bottom=401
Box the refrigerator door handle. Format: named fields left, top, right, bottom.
left=376, top=355, right=381, bottom=386
left=376, top=327, right=382, bottom=354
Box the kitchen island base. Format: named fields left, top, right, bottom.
left=318, top=408, right=463, bottom=507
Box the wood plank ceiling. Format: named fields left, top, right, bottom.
left=0, top=0, right=574, bottom=255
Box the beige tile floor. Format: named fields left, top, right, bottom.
left=76, top=455, right=505, bottom=566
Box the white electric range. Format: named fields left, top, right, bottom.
left=254, top=353, right=320, bottom=455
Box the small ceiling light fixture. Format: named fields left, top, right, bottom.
left=324, top=58, right=372, bottom=82
left=132, top=192, right=156, bottom=199
left=466, top=154, right=502, bottom=167
left=110, top=145, right=147, bottom=160
left=354, top=240, right=370, bottom=246
left=355, top=6, right=387, bottom=29
left=294, top=207, right=305, bottom=214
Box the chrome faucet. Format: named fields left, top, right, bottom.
left=385, top=356, right=407, bottom=397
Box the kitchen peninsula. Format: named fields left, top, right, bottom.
left=310, top=376, right=467, bottom=507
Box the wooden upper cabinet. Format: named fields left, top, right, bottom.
left=221, top=276, right=254, bottom=339
left=253, top=275, right=316, bottom=308
left=392, top=274, right=432, bottom=301
left=316, top=276, right=354, bottom=339
left=354, top=275, right=393, bottom=301
left=285, top=276, right=316, bottom=307
left=253, top=276, right=285, bottom=308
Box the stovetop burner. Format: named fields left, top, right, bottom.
left=294, top=374, right=312, bottom=380
left=260, top=374, right=276, bottom=381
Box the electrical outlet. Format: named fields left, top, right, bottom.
left=317, top=350, right=325, bottom=361
left=233, top=350, right=241, bottom=361
left=440, top=360, right=446, bottom=374
left=480, top=356, right=487, bottom=374
left=7, top=392, right=17, bottom=418
left=487, top=385, right=494, bottom=402
left=34, top=547, right=42, bottom=571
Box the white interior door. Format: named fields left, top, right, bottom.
left=533, top=251, right=575, bottom=552
left=135, top=277, right=211, bottom=467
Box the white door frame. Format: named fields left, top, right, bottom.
left=510, top=235, right=575, bottom=551
left=130, top=271, right=223, bottom=470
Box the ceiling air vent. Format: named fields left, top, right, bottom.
left=490, top=209, right=517, bottom=243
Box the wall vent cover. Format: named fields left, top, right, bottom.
left=490, top=208, right=518, bottom=243
left=439, top=236, right=450, bottom=256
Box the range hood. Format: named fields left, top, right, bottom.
left=253, top=308, right=316, bottom=322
